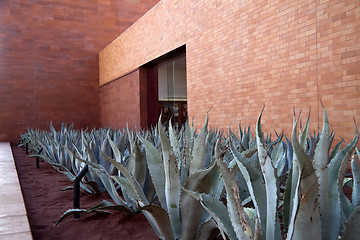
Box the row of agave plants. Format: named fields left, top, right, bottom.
left=18, top=108, right=360, bottom=240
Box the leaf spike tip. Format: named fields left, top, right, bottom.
left=207, top=106, right=214, bottom=113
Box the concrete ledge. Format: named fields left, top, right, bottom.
left=0, top=142, right=32, bottom=240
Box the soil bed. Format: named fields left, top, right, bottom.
left=12, top=146, right=159, bottom=240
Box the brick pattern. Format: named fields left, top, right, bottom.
left=186, top=0, right=320, bottom=137
left=317, top=0, right=360, bottom=142
left=99, top=70, right=142, bottom=130
left=99, top=0, right=187, bottom=85
left=0, top=0, right=159, bottom=143
left=100, top=0, right=360, bottom=143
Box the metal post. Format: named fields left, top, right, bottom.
left=35, top=148, right=43, bottom=169
left=26, top=143, right=29, bottom=154
left=73, top=164, right=88, bottom=218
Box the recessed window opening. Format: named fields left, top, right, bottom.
left=158, top=54, right=187, bottom=127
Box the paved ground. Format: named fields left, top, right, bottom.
left=0, top=142, right=32, bottom=240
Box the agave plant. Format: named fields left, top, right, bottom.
left=188, top=107, right=359, bottom=240
left=55, top=125, right=161, bottom=223
left=76, top=116, right=225, bottom=239
left=187, top=109, right=281, bottom=240
left=136, top=116, right=226, bottom=239
left=19, top=107, right=360, bottom=240
left=28, top=123, right=99, bottom=193
left=18, top=128, right=46, bottom=154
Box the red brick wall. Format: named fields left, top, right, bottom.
left=317, top=0, right=360, bottom=142
left=100, top=0, right=360, bottom=144
left=99, top=70, right=142, bottom=130
left=99, top=0, right=186, bottom=85
left=99, top=67, right=159, bottom=130
left=0, top=0, right=159, bottom=143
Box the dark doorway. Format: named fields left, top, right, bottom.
left=140, top=46, right=187, bottom=128
left=157, top=54, right=187, bottom=127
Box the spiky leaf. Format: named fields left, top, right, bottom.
left=138, top=135, right=167, bottom=210
left=352, top=148, right=360, bottom=206
left=291, top=116, right=321, bottom=240
left=256, top=109, right=278, bottom=240
left=181, top=162, right=216, bottom=239
left=158, top=117, right=182, bottom=239
left=216, top=143, right=253, bottom=240
left=138, top=204, right=175, bottom=240
left=342, top=206, right=360, bottom=240
left=189, top=115, right=208, bottom=174
left=328, top=124, right=358, bottom=238
left=313, top=107, right=330, bottom=240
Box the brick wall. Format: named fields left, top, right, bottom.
left=100, top=0, right=359, bottom=143
left=186, top=0, right=320, bottom=137
left=99, top=66, right=160, bottom=130
left=99, top=70, right=143, bottom=130
left=317, top=0, right=360, bottom=142
left=0, top=0, right=159, bottom=143
left=99, top=0, right=187, bottom=86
